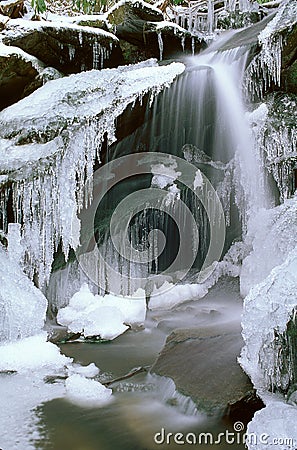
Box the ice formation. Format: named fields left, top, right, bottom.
left=57, top=284, right=146, bottom=340
left=240, top=246, right=297, bottom=392
left=240, top=195, right=297, bottom=297
left=0, top=243, right=47, bottom=341
left=0, top=60, right=185, bottom=286
left=65, top=374, right=113, bottom=408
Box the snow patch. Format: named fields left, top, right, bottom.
left=65, top=374, right=113, bottom=408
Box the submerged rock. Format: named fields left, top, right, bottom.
left=152, top=324, right=253, bottom=415
left=2, top=18, right=123, bottom=73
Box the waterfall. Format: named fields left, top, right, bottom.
left=48, top=41, right=271, bottom=306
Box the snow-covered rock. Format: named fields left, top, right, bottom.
left=2, top=18, right=122, bottom=73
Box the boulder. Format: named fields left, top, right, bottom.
left=106, top=0, right=164, bottom=26
left=2, top=18, right=124, bottom=74
left=152, top=324, right=254, bottom=416
left=0, top=43, right=62, bottom=110
left=0, top=0, right=24, bottom=18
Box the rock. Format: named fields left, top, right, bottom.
left=281, top=24, right=297, bottom=95
left=152, top=324, right=254, bottom=415
left=106, top=0, right=164, bottom=26
left=0, top=43, right=53, bottom=110
left=2, top=18, right=124, bottom=74
left=116, top=20, right=206, bottom=60
left=0, top=0, right=24, bottom=18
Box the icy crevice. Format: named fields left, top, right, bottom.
left=0, top=60, right=185, bottom=286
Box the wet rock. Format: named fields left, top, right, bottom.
left=0, top=0, right=24, bottom=18
left=152, top=324, right=254, bottom=415
left=2, top=19, right=124, bottom=74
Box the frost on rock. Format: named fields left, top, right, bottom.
left=0, top=243, right=47, bottom=342
left=240, top=195, right=297, bottom=297
left=246, top=401, right=297, bottom=450
left=244, top=0, right=297, bottom=100
left=65, top=374, right=113, bottom=408
left=0, top=60, right=185, bottom=286
left=240, top=246, right=297, bottom=394
left=57, top=284, right=146, bottom=340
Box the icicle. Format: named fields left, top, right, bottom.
left=157, top=32, right=163, bottom=61
left=68, top=45, right=76, bottom=61
left=181, top=36, right=185, bottom=52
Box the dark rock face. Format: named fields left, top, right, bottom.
left=0, top=48, right=42, bottom=110
left=281, top=24, right=297, bottom=95
left=2, top=20, right=124, bottom=74
left=0, top=0, right=24, bottom=18
left=152, top=324, right=254, bottom=416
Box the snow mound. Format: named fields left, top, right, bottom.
left=0, top=332, right=70, bottom=373
left=0, top=244, right=47, bottom=342
left=65, top=374, right=112, bottom=408
left=149, top=281, right=208, bottom=310
left=67, top=362, right=99, bottom=378
left=57, top=284, right=146, bottom=340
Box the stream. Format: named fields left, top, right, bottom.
left=36, top=278, right=247, bottom=450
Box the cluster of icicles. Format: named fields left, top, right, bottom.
left=0, top=89, right=166, bottom=288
